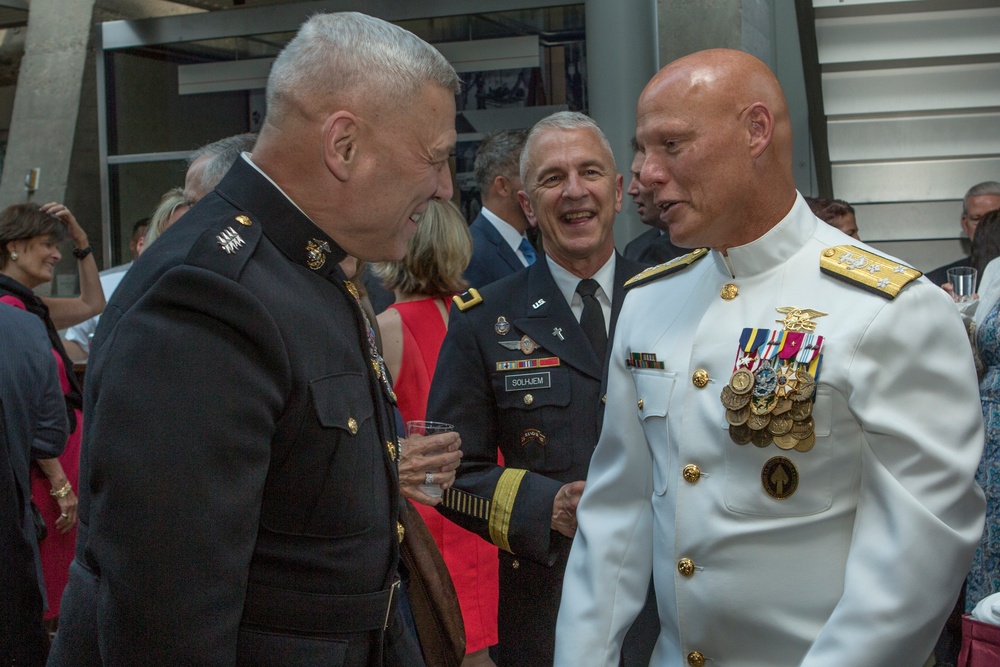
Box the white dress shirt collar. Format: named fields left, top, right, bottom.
left=481, top=206, right=531, bottom=266
left=546, top=252, right=616, bottom=335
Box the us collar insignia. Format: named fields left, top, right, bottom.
left=216, top=227, right=245, bottom=254
left=306, top=238, right=331, bottom=270
left=775, top=307, right=828, bottom=333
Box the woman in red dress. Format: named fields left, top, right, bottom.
left=375, top=200, right=499, bottom=667
left=0, top=202, right=105, bottom=639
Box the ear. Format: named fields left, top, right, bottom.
left=746, top=103, right=774, bottom=159
left=614, top=173, right=624, bottom=213
left=322, top=111, right=360, bottom=182
left=517, top=190, right=538, bottom=228
left=494, top=175, right=512, bottom=198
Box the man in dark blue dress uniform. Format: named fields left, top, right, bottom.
left=49, top=12, right=459, bottom=666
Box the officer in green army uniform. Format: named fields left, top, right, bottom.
left=426, top=111, right=647, bottom=666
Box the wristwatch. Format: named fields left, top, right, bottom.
left=72, top=245, right=93, bottom=259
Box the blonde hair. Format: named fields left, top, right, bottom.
left=143, top=187, right=189, bottom=249
left=372, top=200, right=471, bottom=297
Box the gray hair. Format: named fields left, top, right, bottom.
left=266, top=12, right=460, bottom=119
left=520, top=111, right=615, bottom=183
left=964, top=181, right=1000, bottom=214
left=473, top=129, right=529, bottom=192
left=190, top=133, right=257, bottom=195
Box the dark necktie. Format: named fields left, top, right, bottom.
left=576, top=278, right=607, bottom=360
left=518, top=237, right=537, bottom=266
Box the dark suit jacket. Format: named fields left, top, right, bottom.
left=50, top=159, right=417, bottom=667
left=427, top=253, right=644, bottom=667
left=0, top=307, right=67, bottom=664
left=925, top=255, right=972, bottom=286
left=464, top=212, right=526, bottom=289
left=623, top=226, right=687, bottom=266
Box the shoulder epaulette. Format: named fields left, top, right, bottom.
left=452, top=288, right=483, bottom=312
left=819, top=245, right=922, bottom=300
left=625, top=248, right=709, bottom=289
left=185, top=213, right=261, bottom=281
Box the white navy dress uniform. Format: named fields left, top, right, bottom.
left=554, top=194, right=986, bottom=667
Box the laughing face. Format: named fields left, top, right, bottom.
left=344, top=82, right=457, bottom=262
left=4, top=234, right=61, bottom=289
left=518, top=126, right=622, bottom=275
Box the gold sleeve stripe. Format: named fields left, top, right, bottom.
left=489, top=468, right=528, bottom=554
left=443, top=488, right=491, bottom=521
left=820, top=245, right=922, bottom=300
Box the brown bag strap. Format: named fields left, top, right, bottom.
left=399, top=500, right=466, bottom=667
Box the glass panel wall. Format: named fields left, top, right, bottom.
left=101, top=3, right=585, bottom=264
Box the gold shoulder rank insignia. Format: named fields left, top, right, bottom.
left=820, top=245, right=922, bottom=300
left=453, top=288, right=483, bottom=312
left=625, top=247, right=709, bottom=289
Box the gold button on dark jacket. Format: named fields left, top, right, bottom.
left=692, top=369, right=709, bottom=388
left=682, top=464, right=701, bottom=483
left=677, top=558, right=695, bottom=577
left=687, top=651, right=706, bottom=667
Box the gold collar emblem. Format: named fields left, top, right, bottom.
left=306, top=238, right=331, bottom=270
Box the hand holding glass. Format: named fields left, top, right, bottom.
left=404, top=420, right=454, bottom=498
left=947, top=266, right=978, bottom=303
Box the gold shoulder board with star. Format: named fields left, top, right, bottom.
left=625, top=247, right=709, bottom=290
left=820, top=245, right=922, bottom=300
left=453, top=288, right=483, bottom=312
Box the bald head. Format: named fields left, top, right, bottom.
left=636, top=49, right=796, bottom=251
